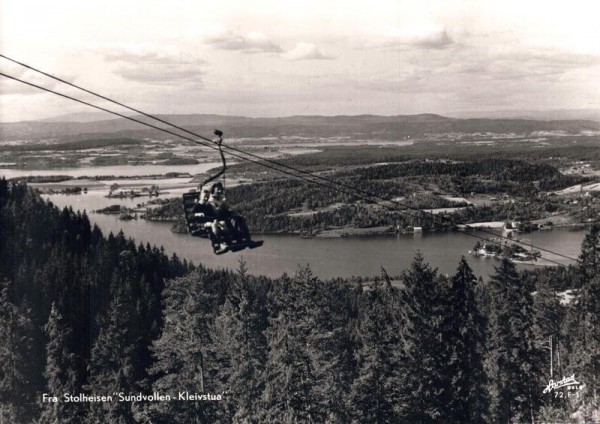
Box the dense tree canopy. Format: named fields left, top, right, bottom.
left=0, top=179, right=598, bottom=423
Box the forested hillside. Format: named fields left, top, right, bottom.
left=0, top=180, right=193, bottom=423
left=1, top=179, right=599, bottom=423
left=148, top=158, right=594, bottom=234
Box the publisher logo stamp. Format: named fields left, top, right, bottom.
left=542, top=374, right=583, bottom=397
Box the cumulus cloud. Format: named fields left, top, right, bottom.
left=101, top=45, right=206, bottom=65
left=195, top=26, right=282, bottom=53
left=102, top=46, right=205, bottom=86
left=282, top=43, right=333, bottom=61
left=368, top=24, right=453, bottom=50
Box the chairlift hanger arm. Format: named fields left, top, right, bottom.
left=199, top=130, right=227, bottom=187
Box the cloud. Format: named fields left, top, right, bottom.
left=351, top=42, right=600, bottom=107
left=104, top=49, right=199, bottom=65
left=102, top=46, right=205, bottom=86
left=197, top=27, right=282, bottom=53
left=282, top=43, right=333, bottom=61
left=0, top=79, right=49, bottom=95
left=367, top=24, right=453, bottom=50
left=457, top=48, right=600, bottom=84
left=115, top=66, right=204, bottom=86
left=101, top=45, right=206, bottom=65
left=0, top=69, right=61, bottom=95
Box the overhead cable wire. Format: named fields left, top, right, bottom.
left=0, top=54, right=215, bottom=145
left=0, top=69, right=576, bottom=266
left=0, top=70, right=574, bottom=266
left=0, top=63, right=581, bottom=266
left=1, top=58, right=579, bottom=264
left=0, top=54, right=577, bottom=255
left=0, top=70, right=397, bottom=216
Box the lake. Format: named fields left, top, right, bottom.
left=0, top=162, right=221, bottom=178
left=41, top=192, right=586, bottom=280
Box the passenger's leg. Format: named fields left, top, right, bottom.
left=209, top=220, right=227, bottom=250
left=232, top=215, right=251, bottom=241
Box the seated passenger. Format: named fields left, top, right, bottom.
left=207, top=183, right=252, bottom=251
left=191, top=189, right=214, bottom=231
left=208, top=183, right=228, bottom=215
left=200, top=188, right=211, bottom=205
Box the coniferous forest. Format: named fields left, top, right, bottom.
left=1, top=179, right=599, bottom=423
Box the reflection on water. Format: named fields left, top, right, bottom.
left=42, top=191, right=147, bottom=211
left=43, top=193, right=586, bottom=280
left=0, top=162, right=221, bottom=178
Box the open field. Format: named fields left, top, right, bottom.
left=2, top=114, right=599, bottom=237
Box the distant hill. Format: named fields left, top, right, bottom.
left=34, top=112, right=125, bottom=123
left=1, top=113, right=600, bottom=143
left=447, top=108, right=600, bottom=122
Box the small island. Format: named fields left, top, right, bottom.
left=470, top=240, right=541, bottom=262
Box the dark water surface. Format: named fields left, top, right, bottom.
left=44, top=193, right=585, bottom=280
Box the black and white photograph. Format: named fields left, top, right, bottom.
left=1, top=0, right=599, bottom=422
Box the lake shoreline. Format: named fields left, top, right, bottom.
left=176, top=222, right=594, bottom=239
left=40, top=193, right=586, bottom=279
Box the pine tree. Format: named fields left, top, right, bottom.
left=86, top=276, right=141, bottom=424
left=564, top=224, right=600, bottom=417
left=485, top=258, right=539, bottom=423
left=533, top=284, right=568, bottom=417
left=259, top=268, right=326, bottom=423
left=395, top=253, right=453, bottom=423
left=208, top=261, right=269, bottom=422
left=305, top=278, right=354, bottom=423
left=39, top=302, right=85, bottom=424
left=444, top=258, right=489, bottom=423
left=348, top=272, right=402, bottom=423
left=533, top=284, right=565, bottom=377
left=0, top=280, right=37, bottom=424
left=148, top=271, right=222, bottom=423
left=578, top=223, right=600, bottom=282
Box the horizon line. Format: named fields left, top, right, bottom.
left=3, top=108, right=600, bottom=124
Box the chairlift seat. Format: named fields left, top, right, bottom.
left=182, top=192, right=215, bottom=238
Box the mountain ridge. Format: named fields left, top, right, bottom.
left=2, top=113, right=599, bottom=143
left=22, top=108, right=600, bottom=124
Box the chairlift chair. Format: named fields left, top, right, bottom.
left=182, top=130, right=263, bottom=254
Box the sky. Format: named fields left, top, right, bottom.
left=1, top=0, right=600, bottom=122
